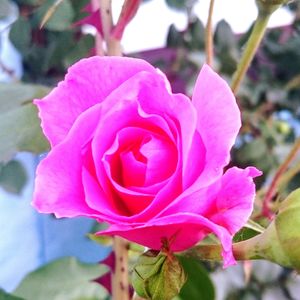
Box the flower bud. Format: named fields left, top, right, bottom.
left=235, top=189, right=300, bottom=270
left=132, top=250, right=186, bottom=300
left=266, top=188, right=300, bottom=269
left=256, top=0, right=288, bottom=15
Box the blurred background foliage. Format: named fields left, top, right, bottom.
left=1, top=0, right=300, bottom=299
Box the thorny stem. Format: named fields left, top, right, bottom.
left=96, top=1, right=129, bottom=299
left=99, top=0, right=113, bottom=42
left=112, top=237, right=130, bottom=300
left=99, top=0, right=122, bottom=55
left=205, top=0, right=215, bottom=66
left=231, top=12, right=270, bottom=94
left=262, top=138, right=300, bottom=218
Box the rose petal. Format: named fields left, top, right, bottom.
left=121, top=72, right=205, bottom=216
left=100, top=212, right=236, bottom=267
left=82, top=167, right=135, bottom=217
left=140, top=134, right=177, bottom=185
left=157, top=166, right=261, bottom=235
left=192, top=64, right=241, bottom=186
left=35, top=57, right=156, bottom=146
left=91, top=71, right=186, bottom=218
left=32, top=104, right=103, bottom=218
left=207, top=166, right=262, bottom=235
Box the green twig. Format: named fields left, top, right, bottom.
left=231, top=12, right=270, bottom=94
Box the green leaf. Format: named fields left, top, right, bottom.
left=214, top=20, right=236, bottom=52
left=0, top=289, right=24, bottom=300
left=13, top=257, right=109, bottom=300
left=41, top=31, right=74, bottom=72
left=214, top=20, right=238, bottom=74
left=165, top=0, right=187, bottom=10
left=189, top=18, right=205, bottom=50
left=40, top=0, right=66, bottom=29
left=9, top=17, right=31, bottom=53
left=63, top=34, right=94, bottom=67
left=0, top=83, right=50, bottom=162
left=34, top=0, right=75, bottom=31
left=178, top=256, right=215, bottom=300
left=233, top=220, right=265, bottom=244
left=233, top=226, right=261, bottom=243
left=0, top=83, right=49, bottom=113
left=236, top=138, right=268, bottom=162
left=167, top=25, right=184, bottom=48
left=0, top=160, right=27, bottom=194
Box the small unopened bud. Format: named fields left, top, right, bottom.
left=132, top=250, right=186, bottom=300
left=267, top=188, right=300, bottom=269
left=234, top=189, right=300, bottom=270
left=256, top=0, right=288, bottom=15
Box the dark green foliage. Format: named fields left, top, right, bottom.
left=178, top=256, right=215, bottom=300
left=9, top=0, right=93, bottom=82
left=0, top=160, right=27, bottom=194
left=165, top=0, right=187, bottom=11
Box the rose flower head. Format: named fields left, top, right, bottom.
left=33, top=57, right=261, bottom=267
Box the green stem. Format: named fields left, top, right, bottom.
left=231, top=12, right=270, bottom=94
left=112, top=237, right=130, bottom=300
left=179, top=237, right=262, bottom=262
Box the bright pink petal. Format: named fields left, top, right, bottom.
left=192, top=64, right=241, bottom=186
left=34, top=57, right=156, bottom=146
left=207, top=166, right=262, bottom=235
left=182, top=130, right=205, bottom=189
left=90, top=71, right=191, bottom=219
left=137, top=84, right=200, bottom=185
left=100, top=213, right=235, bottom=267
left=82, top=167, right=140, bottom=218
left=157, top=167, right=261, bottom=233
left=32, top=57, right=261, bottom=269
left=102, top=128, right=155, bottom=215
left=89, top=73, right=175, bottom=216
left=129, top=72, right=207, bottom=214
left=32, top=104, right=103, bottom=218
left=140, top=134, right=177, bottom=185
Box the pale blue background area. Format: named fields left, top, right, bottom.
left=0, top=153, right=111, bottom=292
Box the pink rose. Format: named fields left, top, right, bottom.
left=33, top=57, right=261, bottom=266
